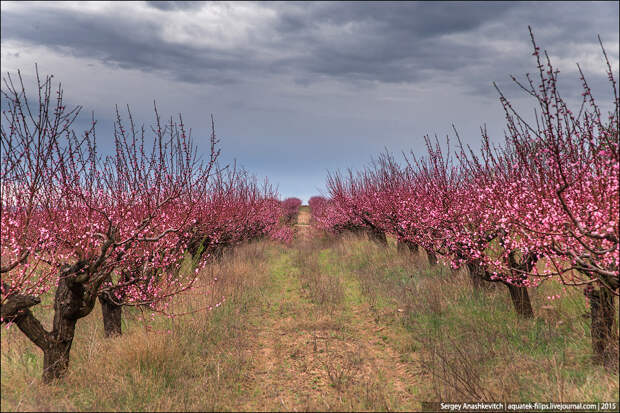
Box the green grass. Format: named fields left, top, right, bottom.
left=335, top=235, right=619, bottom=403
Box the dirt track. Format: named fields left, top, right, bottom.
left=294, top=207, right=313, bottom=240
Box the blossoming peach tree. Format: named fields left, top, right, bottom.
left=488, top=27, right=619, bottom=364
left=281, top=197, right=302, bottom=225
left=1, top=68, right=219, bottom=381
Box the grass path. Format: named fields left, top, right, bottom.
left=296, top=206, right=311, bottom=226
left=231, top=212, right=422, bottom=411
left=294, top=206, right=313, bottom=240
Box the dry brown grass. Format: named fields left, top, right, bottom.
left=1, top=241, right=270, bottom=411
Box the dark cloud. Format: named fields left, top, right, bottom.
left=291, top=1, right=514, bottom=37
left=144, top=1, right=206, bottom=11
left=1, top=1, right=617, bottom=94
left=264, top=2, right=516, bottom=84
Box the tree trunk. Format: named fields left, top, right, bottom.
left=506, top=284, right=534, bottom=318
left=42, top=274, right=98, bottom=382
left=466, top=262, right=493, bottom=292
left=187, top=235, right=203, bottom=258
left=42, top=334, right=74, bottom=382
left=425, top=248, right=438, bottom=266
left=397, top=240, right=408, bottom=253
left=5, top=304, right=74, bottom=383
left=586, top=287, right=618, bottom=366
left=398, top=240, right=419, bottom=255
left=367, top=228, right=387, bottom=246
left=99, top=294, right=122, bottom=337
left=0, top=282, right=76, bottom=383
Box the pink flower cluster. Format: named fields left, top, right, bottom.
left=281, top=197, right=302, bottom=225
left=182, top=168, right=289, bottom=260
left=269, top=225, right=295, bottom=245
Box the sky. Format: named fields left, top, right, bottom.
left=1, top=1, right=618, bottom=203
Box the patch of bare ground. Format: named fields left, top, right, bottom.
left=294, top=206, right=314, bottom=241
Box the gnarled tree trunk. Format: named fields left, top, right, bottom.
left=425, top=248, right=438, bottom=266
left=99, top=293, right=122, bottom=338
left=98, top=273, right=123, bottom=338
left=466, top=262, right=494, bottom=292
left=42, top=333, right=74, bottom=382
left=367, top=227, right=387, bottom=246
left=504, top=250, right=536, bottom=318
left=586, top=287, right=618, bottom=367
left=397, top=240, right=419, bottom=255
left=506, top=283, right=534, bottom=319
left=2, top=271, right=101, bottom=382
left=43, top=275, right=98, bottom=381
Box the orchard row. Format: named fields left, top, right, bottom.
left=0, top=68, right=301, bottom=382
left=309, top=29, right=618, bottom=366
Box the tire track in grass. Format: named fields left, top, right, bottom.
left=294, top=207, right=312, bottom=242
left=317, top=247, right=423, bottom=411
left=236, top=241, right=422, bottom=411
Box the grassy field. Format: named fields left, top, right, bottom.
left=1, top=213, right=618, bottom=411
